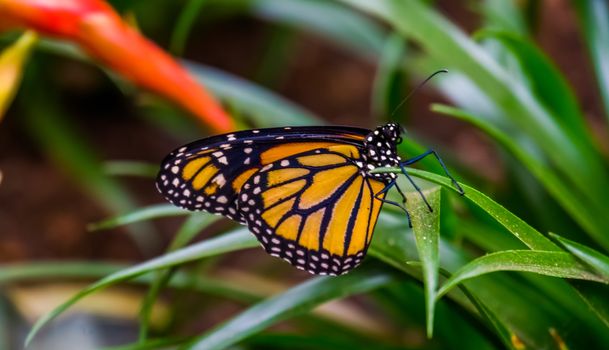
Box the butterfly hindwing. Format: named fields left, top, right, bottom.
left=237, top=147, right=387, bottom=275
left=157, top=143, right=260, bottom=222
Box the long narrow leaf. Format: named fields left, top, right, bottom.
left=371, top=33, right=407, bottom=119
left=372, top=206, right=609, bottom=347
left=25, top=229, right=258, bottom=346
left=250, top=0, right=385, bottom=56
left=185, top=267, right=395, bottom=350
left=478, top=0, right=527, bottom=35
left=431, top=104, right=608, bottom=246
left=437, top=250, right=607, bottom=298
left=572, top=0, right=609, bottom=122
left=0, top=261, right=260, bottom=304
left=170, top=0, right=210, bottom=55
left=88, top=204, right=189, bottom=231
left=551, top=233, right=609, bottom=279
left=245, top=332, right=404, bottom=350
left=0, top=31, right=38, bottom=120
left=139, top=213, right=221, bottom=341
left=571, top=281, right=609, bottom=329
left=185, top=61, right=321, bottom=126
left=455, top=285, right=519, bottom=350
left=340, top=0, right=609, bottom=224
left=103, top=160, right=158, bottom=178
left=372, top=167, right=558, bottom=251
left=476, top=29, right=589, bottom=140
left=406, top=186, right=441, bottom=337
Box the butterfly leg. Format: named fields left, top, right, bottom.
left=398, top=163, right=433, bottom=213
left=401, top=149, right=465, bottom=195
left=393, top=181, right=408, bottom=205
left=372, top=179, right=413, bottom=227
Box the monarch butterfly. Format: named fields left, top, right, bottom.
left=156, top=123, right=463, bottom=275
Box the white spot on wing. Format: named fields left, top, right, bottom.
left=213, top=174, right=226, bottom=186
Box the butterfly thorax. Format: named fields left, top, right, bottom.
left=362, top=123, right=401, bottom=181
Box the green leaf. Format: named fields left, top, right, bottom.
left=369, top=210, right=475, bottom=312
left=456, top=285, right=519, bottom=350
left=431, top=104, right=609, bottom=247
left=170, top=0, right=210, bottom=55
left=0, top=261, right=261, bottom=304
left=552, top=234, right=609, bottom=329
left=245, top=332, right=403, bottom=350
left=103, top=160, right=158, bottom=178
left=371, top=33, right=407, bottom=119
left=572, top=0, right=609, bottom=122
left=0, top=31, right=38, bottom=121
left=551, top=233, right=609, bottom=279
left=437, top=250, right=607, bottom=298
left=171, top=214, right=222, bottom=251
left=87, top=204, right=189, bottom=231
left=185, top=61, right=322, bottom=127
left=372, top=206, right=609, bottom=347
left=250, top=0, right=385, bottom=56
left=571, top=281, right=609, bottom=329
left=185, top=267, right=395, bottom=350
left=475, top=29, right=589, bottom=141
left=25, top=229, right=258, bottom=346
left=340, top=0, right=609, bottom=230
left=103, top=337, right=189, bottom=350
left=406, top=186, right=441, bottom=337
left=373, top=167, right=559, bottom=251
left=253, top=26, right=297, bottom=88
left=139, top=214, right=221, bottom=341
left=0, top=262, right=124, bottom=282
left=375, top=280, right=498, bottom=350
left=456, top=219, right=525, bottom=252
left=0, top=295, right=10, bottom=350
left=478, top=0, right=527, bottom=35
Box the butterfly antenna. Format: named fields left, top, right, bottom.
left=390, top=69, right=448, bottom=119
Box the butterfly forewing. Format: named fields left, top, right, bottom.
left=237, top=146, right=386, bottom=275
left=156, top=127, right=370, bottom=223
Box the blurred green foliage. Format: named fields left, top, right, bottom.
left=2, top=1, right=609, bottom=349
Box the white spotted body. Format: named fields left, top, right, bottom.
left=361, top=122, right=402, bottom=181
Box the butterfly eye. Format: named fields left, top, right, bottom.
left=396, top=137, right=403, bottom=144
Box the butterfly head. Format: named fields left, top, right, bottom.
left=364, top=123, right=402, bottom=180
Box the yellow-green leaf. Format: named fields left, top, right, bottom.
left=0, top=31, right=38, bottom=121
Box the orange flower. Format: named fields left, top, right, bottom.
left=0, top=0, right=234, bottom=133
